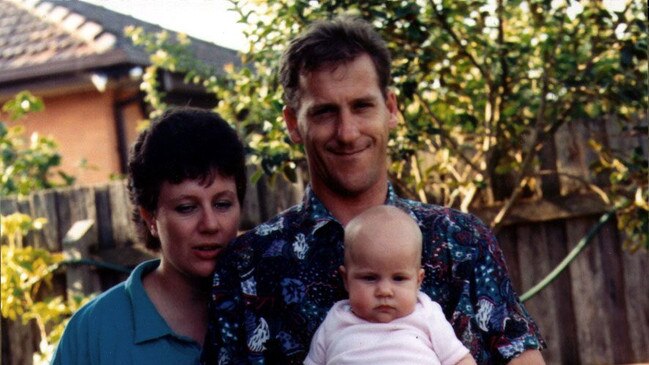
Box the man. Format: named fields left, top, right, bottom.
left=202, top=16, right=545, bottom=365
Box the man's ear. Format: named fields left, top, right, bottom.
left=386, top=90, right=399, bottom=129
left=339, top=265, right=349, bottom=292
left=139, top=207, right=157, bottom=237
left=283, top=106, right=303, bottom=143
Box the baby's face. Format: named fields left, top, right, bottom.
left=341, top=240, right=423, bottom=323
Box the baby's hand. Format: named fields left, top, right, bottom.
left=455, top=353, right=477, bottom=365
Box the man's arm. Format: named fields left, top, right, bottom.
left=201, top=249, right=247, bottom=364
left=507, top=349, right=545, bottom=365
left=461, top=213, right=546, bottom=361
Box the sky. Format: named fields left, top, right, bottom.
left=80, top=0, right=627, bottom=52
left=80, top=0, right=249, bottom=51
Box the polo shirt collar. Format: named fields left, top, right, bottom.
left=125, top=259, right=174, bottom=344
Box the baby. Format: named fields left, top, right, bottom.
left=305, top=205, right=476, bottom=365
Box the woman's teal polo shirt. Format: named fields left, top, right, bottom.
left=51, top=259, right=202, bottom=364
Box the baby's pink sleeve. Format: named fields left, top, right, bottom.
left=304, top=320, right=327, bottom=365
left=426, top=297, right=471, bottom=365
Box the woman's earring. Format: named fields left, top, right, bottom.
left=150, top=224, right=157, bottom=237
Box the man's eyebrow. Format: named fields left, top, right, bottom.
left=306, top=94, right=380, bottom=114
left=354, top=96, right=378, bottom=104
left=307, top=103, right=338, bottom=114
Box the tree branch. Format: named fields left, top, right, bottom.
left=491, top=54, right=551, bottom=233
left=414, top=91, right=485, bottom=174
left=431, top=3, right=494, bottom=90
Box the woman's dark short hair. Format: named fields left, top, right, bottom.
left=279, top=16, right=392, bottom=110
left=127, top=107, right=247, bottom=250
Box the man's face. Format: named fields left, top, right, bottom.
left=283, top=54, right=398, bottom=200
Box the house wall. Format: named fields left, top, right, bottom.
left=5, top=88, right=144, bottom=186
left=122, top=101, right=143, bottom=150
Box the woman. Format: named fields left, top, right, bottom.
left=51, top=107, right=247, bottom=364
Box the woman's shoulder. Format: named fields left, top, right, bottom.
left=55, top=280, right=132, bottom=358
left=67, top=281, right=131, bottom=326
left=72, top=260, right=158, bottom=325
left=53, top=277, right=143, bottom=364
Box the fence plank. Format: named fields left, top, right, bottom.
left=10, top=198, right=36, bottom=247
left=604, top=115, right=623, bottom=152
left=567, top=216, right=613, bottom=364
left=63, top=219, right=100, bottom=296
left=55, top=186, right=102, bottom=294
left=622, top=245, right=649, bottom=361
left=555, top=121, right=585, bottom=195
left=94, top=185, right=114, bottom=251
left=606, top=115, right=648, bottom=156
left=241, top=166, right=263, bottom=230
left=597, top=219, right=634, bottom=364
left=554, top=124, right=577, bottom=195
left=1, top=318, right=36, bottom=365
left=516, top=223, right=562, bottom=365
left=269, top=173, right=304, bottom=216
left=584, top=118, right=610, bottom=187
left=107, top=181, right=137, bottom=247
left=637, top=115, right=649, bottom=155
left=255, top=172, right=303, bottom=224
left=538, top=134, right=561, bottom=197
left=0, top=197, right=20, bottom=215
left=29, top=189, right=60, bottom=251
left=543, top=221, right=580, bottom=365
left=496, top=227, right=522, bottom=292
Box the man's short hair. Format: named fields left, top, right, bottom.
left=279, top=16, right=392, bottom=110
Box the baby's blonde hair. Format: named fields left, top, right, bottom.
left=343, top=205, right=422, bottom=266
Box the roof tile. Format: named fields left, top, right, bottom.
left=0, top=0, right=239, bottom=84
left=33, top=1, right=53, bottom=16
left=78, top=21, right=102, bottom=40
left=61, top=12, right=85, bottom=33
left=48, top=4, right=69, bottom=22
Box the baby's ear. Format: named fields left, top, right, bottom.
left=417, top=268, right=425, bottom=287
left=339, top=265, right=348, bottom=291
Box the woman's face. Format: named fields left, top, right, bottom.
left=145, top=174, right=241, bottom=280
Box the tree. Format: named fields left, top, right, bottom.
left=1, top=92, right=85, bottom=364
left=128, top=0, right=647, bottom=250
left=1, top=213, right=90, bottom=364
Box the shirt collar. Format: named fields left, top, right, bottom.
left=302, top=182, right=403, bottom=234
left=385, top=182, right=400, bottom=206
left=300, top=185, right=338, bottom=235
left=125, top=259, right=174, bottom=344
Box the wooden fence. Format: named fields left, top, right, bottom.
left=2, top=175, right=647, bottom=365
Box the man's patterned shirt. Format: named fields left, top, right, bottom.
left=201, top=184, right=545, bottom=364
